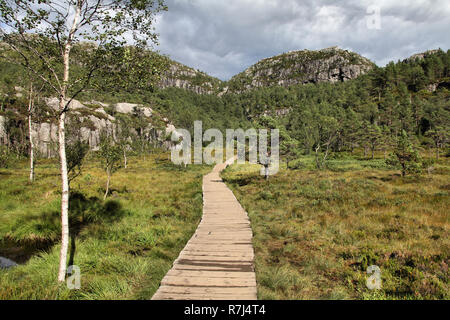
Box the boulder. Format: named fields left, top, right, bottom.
left=114, top=103, right=153, bottom=117
left=45, top=97, right=86, bottom=111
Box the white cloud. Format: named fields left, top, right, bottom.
left=155, top=0, right=450, bottom=80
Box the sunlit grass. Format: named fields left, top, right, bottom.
left=222, top=154, right=449, bottom=300
left=0, top=153, right=211, bottom=299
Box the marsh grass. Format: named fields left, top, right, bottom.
left=222, top=154, right=449, bottom=300
left=0, top=154, right=211, bottom=299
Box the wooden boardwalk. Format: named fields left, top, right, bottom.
left=151, top=160, right=257, bottom=300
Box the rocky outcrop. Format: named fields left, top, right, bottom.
left=405, top=49, right=440, bottom=62
left=404, top=49, right=449, bottom=92
left=225, top=47, right=375, bottom=93
left=20, top=98, right=177, bottom=157
left=159, top=61, right=221, bottom=95
left=158, top=47, right=374, bottom=95
left=115, top=102, right=153, bottom=117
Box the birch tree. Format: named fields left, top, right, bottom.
left=27, top=82, right=35, bottom=182
left=116, top=114, right=134, bottom=169
left=313, top=115, right=339, bottom=169
left=99, top=132, right=121, bottom=200
left=0, top=0, right=167, bottom=282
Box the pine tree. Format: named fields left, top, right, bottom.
left=365, top=123, right=383, bottom=159
left=386, top=130, right=422, bottom=177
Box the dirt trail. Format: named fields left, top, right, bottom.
left=151, top=160, right=257, bottom=300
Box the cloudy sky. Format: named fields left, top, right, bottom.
left=153, top=0, right=450, bottom=80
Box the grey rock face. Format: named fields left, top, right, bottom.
left=26, top=99, right=176, bottom=157
left=31, top=122, right=58, bottom=158
left=405, top=49, right=440, bottom=62
left=159, top=61, right=219, bottom=95
left=227, top=47, right=374, bottom=93
left=115, top=103, right=153, bottom=117
left=0, top=257, right=17, bottom=269
left=160, top=78, right=215, bottom=95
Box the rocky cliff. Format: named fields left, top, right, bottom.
left=3, top=97, right=178, bottom=158
left=159, top=60, right=222, bottom=94
left=224, top=47, right=375, bottom=93
left=159, top=47, right=374, bottom=95
left=405, top=49, right=440, bottom=62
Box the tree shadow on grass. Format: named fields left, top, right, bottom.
left=0, top=191, right=127, bottom=266
left=67, top=191, right=128, bottom=266
left=156, top=161, right=191, bottom=172
left=222, top=173, right=260, bottom=186
left=0, top=237, right=55, bottom=264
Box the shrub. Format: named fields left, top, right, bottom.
left=386, top=130, right=422, bottom=176
left=287, top=158, right=305, bottom=170
left=98, top=133, right=122, bottom=200
left=0, top=145, right=10, bottom=168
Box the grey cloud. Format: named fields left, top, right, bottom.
left=154, top=0, right=450, bottom=80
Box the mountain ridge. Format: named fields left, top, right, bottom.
left=162, top=46, right=376, bottom=94
left=223, top=46, right=375, bottom=93
left=165, top=47, right=446, bottom=95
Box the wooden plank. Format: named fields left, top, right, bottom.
left=161, top=276, right=256, bottom=287
left=193, top=232, right=253, bottom=237
left=178, top=253, right=254, bottom=261
left=154, top=285, right=257, bottom=295
left=185, top=240, right=253, bottom=245
left=174, top=258, right=253, bottom=266
left=152, top=293, right=256, bottom=300
left=186, top=241, right=253, bottom=246
left=172, top=264, right=252, bottom=272
left=182, top=250, right=254, bottom=257
left=166, top=270, right=256, bottom=279
left=184, top=244, right=253, bottom=251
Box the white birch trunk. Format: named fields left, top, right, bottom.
left=28, top=83, right=34, bottom=182
left=57, top=110, right=70, bottom=282
left=57, top=3, right=81, bottom=282
left=29, top=115, right=34, bottom=182
left=104, top=170, right=111, bottom=201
